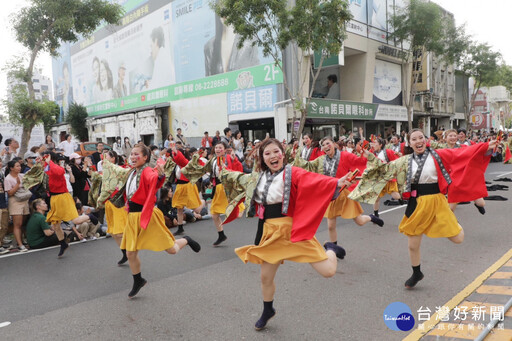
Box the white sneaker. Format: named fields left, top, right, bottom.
left=18, top=245, right=28, bottom=252
left=89, top=236, right=97, bottom=241
left=80, top=238, right=87, bottom=243
left=0, top=247, right=9, bottom=254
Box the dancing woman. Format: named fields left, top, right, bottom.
left=119, top=144, right=201, bottom=298
left=42, top=152, right=89, bottom=257
left=292, top=136, right=383, bottom=257
left=369, top=137, right=402, bottom=217
left=181, top=141, right=243, bottom=246
left=218, top=138, right=349, bottom=330
left=349, top=129, right=495, bottom=289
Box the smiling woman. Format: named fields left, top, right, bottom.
left=349, top=129, right=497, bottom=289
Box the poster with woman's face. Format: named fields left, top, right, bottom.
left=51, top=43, right=73, bottom=122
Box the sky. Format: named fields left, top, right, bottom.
left=0, top=0, right=511, bottom=116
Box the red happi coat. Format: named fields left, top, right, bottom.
left=129, top=167, right=166, bottom=229
left=336, top=151, right=367, bottom=191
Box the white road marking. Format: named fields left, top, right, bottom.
left=0, top=322, right=11, bottom=328
left=379, top=205, right=406, bottom=214
left=495, top=171, right=512, bottom=178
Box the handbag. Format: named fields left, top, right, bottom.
left=14, top=187, right=32, bottom=202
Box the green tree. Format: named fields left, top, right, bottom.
left=458, top=42, right=501, bottom=127
left=214, top=0, right=352, bottom=137
left=9, top=0, right=123, bottom=155
left=3, top=61, right=60, bottom=141
left=66, top=103, right=89, bottom=142
left=389, top=0, right=462, bottom=131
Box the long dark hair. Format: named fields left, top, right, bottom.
left=257, top=138, right=285, bottom=173
left=5, top=160, right=19, bottom=177
left=159, top=185, right=172, bottom=203
left=42, top=151, right=59, bottom=163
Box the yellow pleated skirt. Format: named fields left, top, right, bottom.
left=105, top=200, right=128, bottom=235
left=324, top=189, right=364, bottom=219
left=399, top=193, right=461, bottom=238
left=47, top=192, right=79, bottom=224
left=172, top=182, right=202, bottom=209
left=235, top=216, right=328, bottom=265
left=379, top=181, right=399, bottom=197
left=211, top=184, right=229, bottom=214
left=121, top=207, right=176, bottom=252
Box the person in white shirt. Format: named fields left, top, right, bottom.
left=324, top=74, right=340, bottom=100
left=58, top=134, right=77, bottom=157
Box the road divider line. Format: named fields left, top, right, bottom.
left=0, top=322, right=11, bottom=328
left=404, top=248, right=512, bottom=341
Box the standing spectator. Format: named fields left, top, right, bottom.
left=91, top=142, right=104, bottom=166
left=221, top=127, right=232, bottom=145
left=113, top=136, right=123, bottom=155
left=201, top=131, right=213, bottom=150
left=58, top=156, right=75, bottom=196
left=26, top=199, right=60, bottom=249
left=245, top=141, right=254, bottom=153
left=1, top=138, right=19, bottom=164
left=163, top=134, right=174, bottom=149
left=232, top=130, right=244, bottom=160
left=176, top=128, right=187, bottom=146
left=122, top=137, right=133, bottom=157
left=58, top=134, right=76, bottom=157
left=4, top=160, right=30, bottom=252
left=22, top=151, right=38, bottom=173
left=69, top=153, right=90, bottom=205
left=44, top=135, right=55, bottom=150
left=212, top=130, right=221, bottom=147
left=0, top=160, right=9, bottom=254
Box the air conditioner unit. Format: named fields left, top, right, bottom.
left=426, top=101, right=434, bottom=109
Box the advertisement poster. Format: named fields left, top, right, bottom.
left=52, top=43, right=73, bottom=122
left=373, top=59, right=402, bottom=105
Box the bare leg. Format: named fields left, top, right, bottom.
left=327, top=218, right=337, bottom=242
left=475, top=198, right=485, bottom=207
left=126, top=250, right=141, bottom=275
left=310, top=250, right=337, bottom=278
left=113, top=233, right=123, bottom=247
left=353, top=215, right=371, bottom=226
left=165, top=238, right=188, bottom=254
left=449, top=202, right=458, bottom=212
left=12, top=215, right=24, bottom=247
left=391, top=191, right=401, bottom=200
left=177, top=208, right=184, bottom=226
left=408, top=235, right=422, bottom=266
left=51, top=222, right=65, bottom=241
left=373, top=197, right=381, bottom=213
left=212, top=213, right=223, bottom=232
left=448, top=226, right=464, bottom=244
left=260, top=262, right=280, bottom=301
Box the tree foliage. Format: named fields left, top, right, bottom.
left=6, top=0, right=123, bottom=155
left=214, top=0, right=352, bottom=137
left=66, top=103, right=89, bottom=142
left=389, top=0, right=463, bottom=131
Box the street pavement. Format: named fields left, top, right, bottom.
left=0, top=162, right=511, bottom=340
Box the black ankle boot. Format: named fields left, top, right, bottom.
left=184, top=236, right=201, bottom=253
left=128, top=273, right=147, bottom=298
left=213, top=231, right=227, bottom=246
left=404, top=265, right=424, bottom=289
left=58, top=240, right=69, bottom=258
left=175, top=225, right=184, bottom=235
left=255, top=301, right=276, bottom=331
left=118, top=249, right=128, bottom=266
left=474, top=203, right=485, bottom=215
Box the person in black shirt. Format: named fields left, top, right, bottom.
left=91, top=142, right=104, bottom=166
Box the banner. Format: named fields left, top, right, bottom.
left=373, top=59, right=402, bottom=105
left=307, top=98, right=407, bottom=121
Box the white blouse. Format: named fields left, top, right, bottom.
left=411, top=154, right=438, bottom=184
left=254, top=170, right=285, bottom=205
left=126, top=170, right=138, bottom=198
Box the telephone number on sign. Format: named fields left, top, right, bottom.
left=194, top=78, right=229, bottom=91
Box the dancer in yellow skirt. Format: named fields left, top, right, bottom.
left=293, top=136, right=384, bottom=258
left=370, top=137, right=401, bottom=217
left=102, top=150, right=130, bottom=265
left=221, top=139, right=350, bottom=331
left=349, top=129, right=496, bottom=289
left=168, top=143, right=204, bottom=235
left=120, top=144, right=201, bottom=298
left=42, top=152, right=89, bottom=257
left=181, top=141, right=244, bottom=246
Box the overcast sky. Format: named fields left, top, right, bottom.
left=1, top=0, right=511, bottom=116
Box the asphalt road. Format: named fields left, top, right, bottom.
left=0, top=162, right=511, bottom=340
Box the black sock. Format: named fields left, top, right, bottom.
left=129, top=272, right=147, bottom=298
left=133, top=272, right=142, bottom=282
left=333, top=241, right=337, bottom=245
left=60, top=239, right=67, bottom=246
left=374, top=210, right=379, bottom=217
left=118, top=249, right=128, bottom=265
left=122, top=249, right=127, bottom=258
left=219, top=230, right=225, bottom=237
left=255, top=301, right=276, bottom=330
left=405, top=265, right=424, bottom=288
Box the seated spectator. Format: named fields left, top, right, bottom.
left=157, top=185, right=178, bottom=229
left=26, top=199, right=60, bottom=249
left=75, top=203, right=100, bottom=240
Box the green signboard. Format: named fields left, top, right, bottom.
left=86, top=63, right=283, bottom=116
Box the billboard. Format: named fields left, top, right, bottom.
left=52, top=43, right=73, bottom=122
left=373, top=59, right=402, bottom=105
left=52, top=0, right=282, bottom=117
